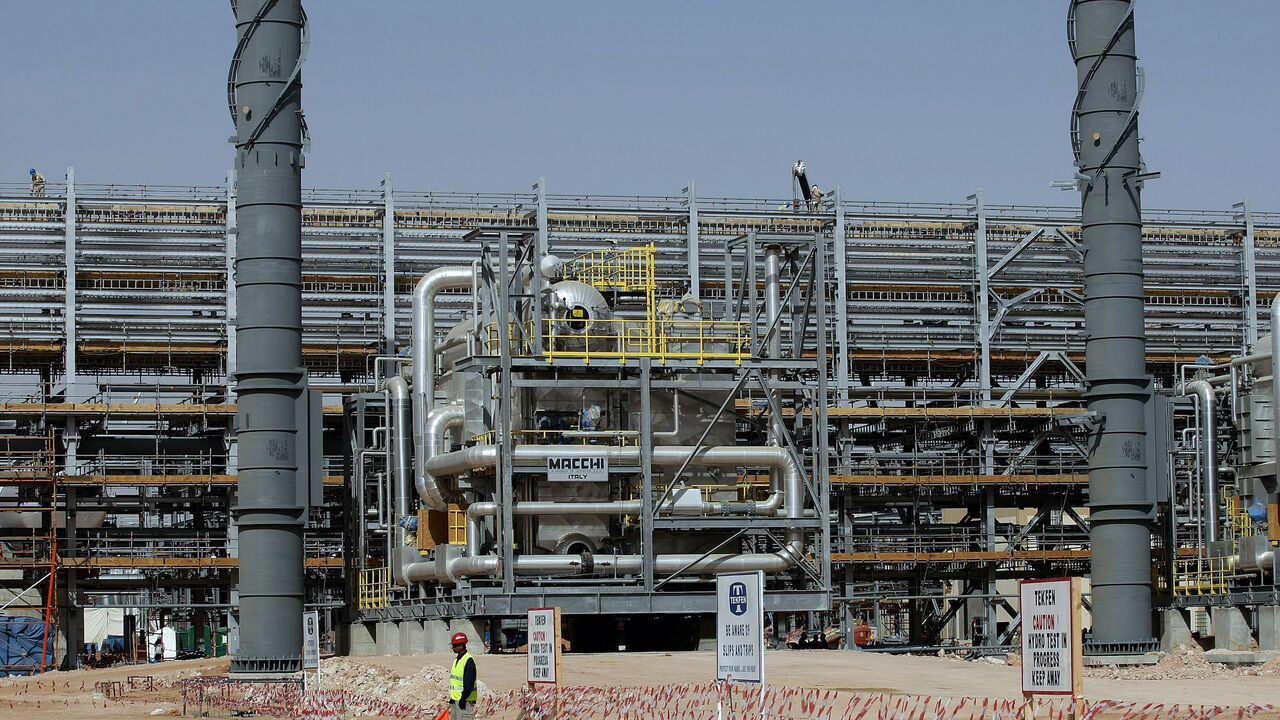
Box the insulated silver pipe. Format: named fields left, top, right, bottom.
left=416, top=405, right=464, bottom=511
left=446, top=541, right=805, bottom=579
left=384, top=376, right=413, bottom=520
left=411, top=444, right=802, bottom=581
left=1273, top=295, right=1280, bottom=483
left=411, top=266, right=475, bottom=513
left=764, top=245, right=783, bottom=362
left=1184, top=380, right=1219, bottom=543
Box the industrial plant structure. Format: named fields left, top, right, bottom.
left=1, top=171, right=1275, bottom=664
left=0, top=0, right=1276, bottom=671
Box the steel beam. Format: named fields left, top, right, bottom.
left=1236, top=197, right=1257, bottom=351
left=834, top=185, right=850, bottom=406
left=685, top=180, right=699, bottom=300
left=63, top=166, right=77, bottom=400
left=381, top=172, right=396, bottom=354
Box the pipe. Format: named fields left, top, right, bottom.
left=384, top=376, right=413, bottom=521
left=1184, top=380, right=1219, bottom=543
left=1272, top=294, right=1280, bottom=491
left=416, top=405, right=464, bottom=511
left=411, top=266, right=475, bottom=513
left=764, top=245, right=782, bottom=362
left=763, top=244, right=785, bottom=448
left=409, top=444, right=801, bottom=580
left=446, top=541, right=806, bottom=579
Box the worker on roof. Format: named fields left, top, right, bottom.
left=29, top=169, right=46, bottom=197
left=808, top=184, right=824, bottom=212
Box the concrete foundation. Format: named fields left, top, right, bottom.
left=1160, top=608, right=1195, bottom=651
left=347, top=622, right=376, bottom=657
left=376, top=621, right=402, bottom=656
left=449, top=618, right=488, bottom=651
left=399, top=619, right=425, bottom=655
left=1257, top=605, right=1280, bottom=651
left=424, top=619, right=453, bottom=653
left=697, top=615, right=717, bottom=651
left=1211, top=606, right=1253, bottom=651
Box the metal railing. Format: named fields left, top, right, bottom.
left=358, top=567, right=390, bottom=609
left=565, top=244, right=657, bottom=294
left=484, top=317, right=750, bottom=364
left=1173, top=555, right=1232, bottom=596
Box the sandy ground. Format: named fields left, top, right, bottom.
left=0, top=649, right=1275, bottom=719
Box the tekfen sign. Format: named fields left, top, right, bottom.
left=527, top=606, right=562, bottom=685
left=546, top=451, right=608, bottom=482
left=716, top=570, right=764, bottom=684
left=1019, top=577, right=1082, bottom=697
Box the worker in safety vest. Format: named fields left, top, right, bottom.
left=448, top=631, right=478, bottom=719
left=29, top=169, right=46, bottom=197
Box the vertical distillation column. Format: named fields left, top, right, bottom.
left=229, top=0, right=307, bottom=672
left=1071, top=0, right=1154, bottom=646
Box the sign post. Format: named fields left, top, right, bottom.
left=1019, top=577, right=1082, bottom=718
left=527, top=607, right=562, bottom=716
left=716, top=570, right=765, bottom=719
left=302, top=610, right=321, bottom=693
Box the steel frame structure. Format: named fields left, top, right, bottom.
left=0, top=172, right=1275, bottom=657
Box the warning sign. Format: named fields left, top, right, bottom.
left=526, top=607, right=562, bottom=685
left=1020, top=577, right=1081, bottom=696
left=716, top=571, right=764, bottom=683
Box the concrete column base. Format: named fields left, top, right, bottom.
left=1257, top=605, right=1280, bottom=651
left=448, top=618, right=488, bottom=651
left=346, top=622, right=376, bottom=657
left=1211, top=606, right=1253, bottom=651
left=399, top=619, right=425, bottom=655
left=697, top=615, right=717, bottom=651
left=376, top=621, right=402, bottom=656
left=424, top=619, right=453, bottom=653
left=1160, top=608, right=1194, bottom=651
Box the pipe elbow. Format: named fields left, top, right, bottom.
left=416, top=406, right=464, bottom=512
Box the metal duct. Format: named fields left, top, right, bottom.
left=1070, top=0, right=1155, bottom=647
left=1183, top=380, right=1219, bottom=543
left=411, top=266, right=475, bottom=512
left=229, top=0, right=307, bottom=673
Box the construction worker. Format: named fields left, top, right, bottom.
left=448, top=631, right=479, bottom=719
left=808, top=185, right=824, bottom=212
left=29, top=169, right=46, bottom=197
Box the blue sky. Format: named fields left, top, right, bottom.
left=3, top=2, right=1275, bottom=210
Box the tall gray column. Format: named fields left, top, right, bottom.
left=833, top=186, right=850, bottom=406
left=382, top=172, right=396, bottom=354
left=63, top=166, right=78, bottom=400
left=1071, top=0, right=1154, bottom=647
left=229, top=0, right=308, bottom=673
left=685, top=180, right=699, bottom=300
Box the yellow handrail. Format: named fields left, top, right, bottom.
left=483, top=317, right=750, bottom=364
left=358, top=567, right=390, bottom=609
left=1173, top=555, right=1230, bottom=596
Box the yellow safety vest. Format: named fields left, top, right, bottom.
left=449, top=651, right=477, bottom=702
